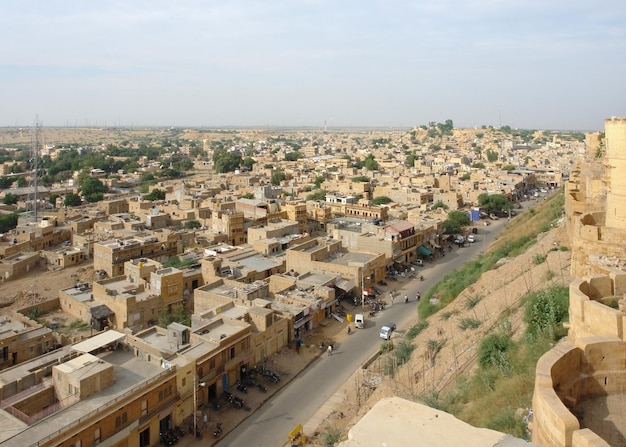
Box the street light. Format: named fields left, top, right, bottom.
left=193, top=376, right=206, bottom=438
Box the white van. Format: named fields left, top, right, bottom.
left=354, top=314, right=364, bottom=329
left=379, top=323, right=396, bottom=340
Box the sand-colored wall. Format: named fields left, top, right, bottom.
left=533, top=274, right=626, bottom=447
left=532, top=337, right=625, bottom=447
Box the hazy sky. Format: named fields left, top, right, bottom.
left=2, top=1, right=625, bottom=131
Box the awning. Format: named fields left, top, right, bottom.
left=72, top=330, right=126, bottom=354
left=418, top=245, right=433, bottom=256
left=90, top=304, right=114, bottom=319
left=335, top=279, right=355, bottom=292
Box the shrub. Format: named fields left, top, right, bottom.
left=477, top=333, right=513, bottom=374
left=523, top=285, right=569, bottom=341
left=458, top=318, right=481, bottom=330
left=464, top=294, right=483, bottom=310
left=322, top=426, right=343, bottom=445
left=532, top=253, right=546, bottom=265
left=395, top=340, right=415, bottom=366
left=406, top=321, right=429, bottom=340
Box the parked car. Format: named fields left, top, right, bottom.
left=467, top=234, right=476, bottom=243
left=413, top=259, right=424, bottom=267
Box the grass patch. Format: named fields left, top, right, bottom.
left=424, top=284, right=568, bottom=440
left=419, top=190, right=565, bottom=322
left=379, top=341, right=394, bottom=354
left=464, top=294, right=483, bottom=310
left=27, top=307, right=43, bottom=322
left=321, top=425, right=343, bottom=445
left=458, top=318, right=481, bottom=330
left=406, top=321, right=429, bottom=340
left=69, top=319, right=90, bottom=331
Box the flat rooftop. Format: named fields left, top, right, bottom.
left=0, top=349, right=164, bottom=447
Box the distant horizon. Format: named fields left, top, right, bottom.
left=0, top=122, right=602, bottom=133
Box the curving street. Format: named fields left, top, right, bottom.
left=218, top=216, right=510, bottom=446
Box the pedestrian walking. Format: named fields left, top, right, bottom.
left=327, top=344, right=333, bottom=356
left=416, top=291, right=421, bottom=302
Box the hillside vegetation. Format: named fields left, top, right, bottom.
left=350, top=191, right=570, bottom=442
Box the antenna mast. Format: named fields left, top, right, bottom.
left=32, top=117, right=41, bottom=224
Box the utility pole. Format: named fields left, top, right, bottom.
left=32, top=117, right=42, bottom=224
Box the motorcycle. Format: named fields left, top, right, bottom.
left=213, top=422, right=222, bottom=437
left=236, top=381, right=248, bottom=394
left=256, top=382, right=268, bottom=393
left=420, top=275, right=424, bottom=281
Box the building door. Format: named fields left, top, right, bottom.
left=139, top=427, right=150, bottom=447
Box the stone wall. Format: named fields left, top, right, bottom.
left=533, top=273, right=626, bottom=447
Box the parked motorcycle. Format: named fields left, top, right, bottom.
left=236, top=381, right=248, bottom=394
left=213, top=422, right=222, bottom=437
left=256, top=382, right=268, bottom=393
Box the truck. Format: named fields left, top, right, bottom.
left=354, top=314, right=364, bottom=329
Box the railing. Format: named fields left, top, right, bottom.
left=23, top=368, right=175, bottom=447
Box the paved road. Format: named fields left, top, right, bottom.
left=218, top=218, right=510, bottom=447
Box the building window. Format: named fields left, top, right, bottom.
left=141, top=400, right=147, bottom=417
left=94, top=427, right=101, bottom=445
left=230, top=347, right=235, bottom=359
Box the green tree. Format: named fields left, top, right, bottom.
left=242, top=193, right=254, bottom=199
left=0, top=213, right=18, bottom=233
left=406, top=153, right=416, bottom=167
left=284, top=151, right=302, bottom=161
left=184, top=220, right=202, bottom=230
left=351, top=176, right=370, bottom=183
left=64, top=193, right=82, bottom=207
left=270, top=171, right=286, bottom=186
left=213, top=150, right=242, bottom=173
left=16, top=176, right=27, bottom=187
left=314, top=176, right=325, bottom=189
left=460, top=173, right=471, bottom=181
left=432, top=201, right=449, bottom=210
left=307, top=190, right=327, bottom=201
left=372, top=196, right=392, bottom=205
left=241, top=157, right=256, bottom=170
left=140, top=172, right=155, bottom=182
left=363, top=154, right=379, bottom=171
left=486, top=149, right=499, bottom=163
left=443, top=211, right=470, bottom=234
left=3, top=193, right=19, bottom=205
left=502, top=164, right=517, bottom=171
left=0, top=177, right=13, bottom=189
left=157, top=303, right=191, bottom=328
left=144, top=188, right=166, bottom=201
left=80, top=177, right=107, bottom=202
left=478, top=193, right=512, bottom=214
left=49, top=193, right=59, bottom=206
